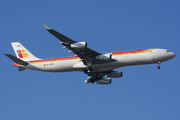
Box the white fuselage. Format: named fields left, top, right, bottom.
left=14, top=48, right=176, bottom=72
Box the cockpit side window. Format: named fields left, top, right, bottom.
left=167, top=50, right=171, bottom=52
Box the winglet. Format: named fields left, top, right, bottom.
left=44, top=24, right=52, bottom=30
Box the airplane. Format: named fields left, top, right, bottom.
left=4, top=24, right=176, bottom=84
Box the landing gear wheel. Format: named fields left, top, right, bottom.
left=157, top=61, right=161, bottom=69
left=87, top=66, right=92, bottom=71
left=84, top=66, right=93, bottom=76
left=87, top=72, right=91, bottom=76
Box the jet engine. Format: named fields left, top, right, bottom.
left=96, top=78, right=112, bottom=84
left=70, top=42, right=87, bottom=48
left=85, top=78, right=92, bottom=83
left=95, top=54, right=112, bottom=60
left=107, top=71, right=123, bottom=78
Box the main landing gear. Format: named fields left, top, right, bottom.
left=84, top=66, right=98, bottom=83
left=157, top=61, right=161, bottom=69
left=83, top=66, right=93, bottom=76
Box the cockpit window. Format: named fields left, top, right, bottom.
left=167, top=50, right=171, bottom=52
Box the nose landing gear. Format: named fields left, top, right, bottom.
left=157, top=61, right=161, bottom=69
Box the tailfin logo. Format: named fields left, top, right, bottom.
left=17, top=50, right=28, bottom=58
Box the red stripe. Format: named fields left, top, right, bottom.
left=29, top=56, right=79, bottom=64
left=112, top=49, right=148, bottom=55
left=26, top=49, right=152, bottom=64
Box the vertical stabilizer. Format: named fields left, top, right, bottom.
left=11, top=42, right=41, bottom=61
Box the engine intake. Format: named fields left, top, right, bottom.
left=71, top=42, right=87, bottom=48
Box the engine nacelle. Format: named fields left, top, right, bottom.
left=96, top=78, right=112, bottom=85
left=107, top=71, right=123, bottom=78
left=95, top=54, right=112, bottom=60
left=70, top=42, right=87, bottom=48
left=85, top=78, right=91, bottom=83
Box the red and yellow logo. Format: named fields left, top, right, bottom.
left=17, top=50, right=28, bottom=58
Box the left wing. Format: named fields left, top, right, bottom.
left=44, top=24, right=115, bottom=66
left=44, top=24, right=116, bottom=84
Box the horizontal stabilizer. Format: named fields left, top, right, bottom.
left=4, top=54, right=29, bottom=66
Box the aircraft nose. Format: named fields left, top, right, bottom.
left=172, top=52, right=176, bottom=58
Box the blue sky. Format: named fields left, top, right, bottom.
left=1, top=0, right=180, bottom=120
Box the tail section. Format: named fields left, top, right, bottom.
left=11, top=42, right=41, bottom=61
left=4, top=53, right=28, bottom=71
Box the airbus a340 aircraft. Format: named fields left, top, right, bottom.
left=4, top=24, right=176, bottom=84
